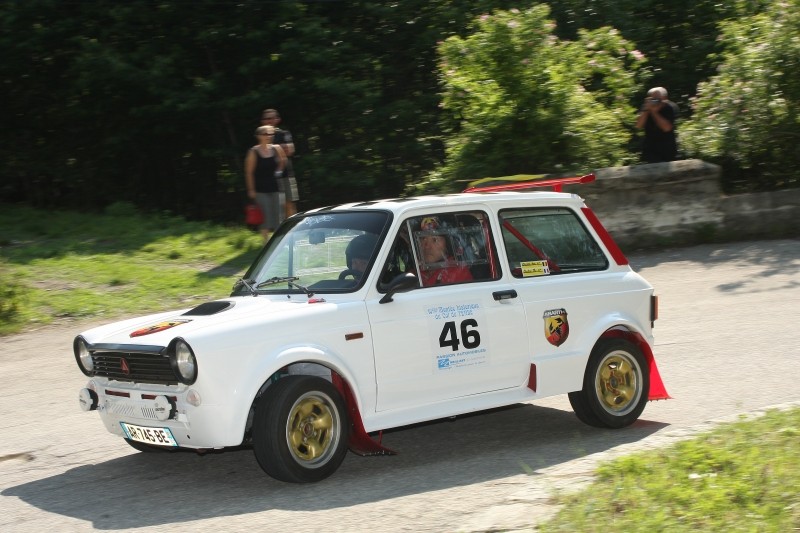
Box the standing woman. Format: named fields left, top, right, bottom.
left=245, top=125, right=287, bottom=240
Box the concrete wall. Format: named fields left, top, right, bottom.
left=561, top=159, right=800, bottom=249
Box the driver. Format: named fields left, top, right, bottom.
left=416, top=216, right=473, bottom=286
left=345, top=233, right=379, bottom=278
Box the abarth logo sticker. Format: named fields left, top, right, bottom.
left=543, top=308, right=569, bottom=347
left=130, top=319, right=191, bottom=338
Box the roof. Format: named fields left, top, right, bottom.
left=304, top=190, right=587, bottom=218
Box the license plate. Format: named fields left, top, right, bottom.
left=120, top=422, right=178, bottom=447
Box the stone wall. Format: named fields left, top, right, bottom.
left=561, top=159, right=800, bottom=249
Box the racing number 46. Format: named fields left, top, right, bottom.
left=439, top=319, right=481, bottom=351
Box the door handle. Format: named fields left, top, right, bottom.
left=492, top=289, right=518, bottom=301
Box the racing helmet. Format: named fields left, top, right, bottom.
left=345, top=233, right=379, bottom=269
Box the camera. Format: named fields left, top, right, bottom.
left=649, top=97, right=661, bottom=104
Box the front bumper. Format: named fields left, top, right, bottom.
left=80, top=380, right=242, bottom=449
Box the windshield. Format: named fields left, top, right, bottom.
left=233, top=211, right=391, bottom=295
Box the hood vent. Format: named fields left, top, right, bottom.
left=182, top=301, right=235, bottom=316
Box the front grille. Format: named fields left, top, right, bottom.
left=106, top=399, right=160, bottom=420
left=92, top=350, right=178, bottom=385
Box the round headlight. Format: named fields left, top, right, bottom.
left=173, top=339, right=197, bottom=384
left=73, top=336, right=94, bottom=375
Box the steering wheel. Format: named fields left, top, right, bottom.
left=338, top=269, right=360, bottom=281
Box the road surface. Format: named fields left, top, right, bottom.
left=1, top=238, right=798, bottom=532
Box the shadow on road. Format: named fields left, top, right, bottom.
left=3, top=403, right=666, bottom=530
left=628, top=238, right=799, bottom=294
left=628, top=238, right=798, bottom=271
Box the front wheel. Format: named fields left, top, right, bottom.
left=568, top=338, right=649, bottom=429
left=253, top=375, right=349, bottom=483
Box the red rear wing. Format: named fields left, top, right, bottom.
left=463, top=173, right=596, bottom=193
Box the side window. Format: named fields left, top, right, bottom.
left=500, top=208, right=608, bottom=278
left=382, top=211, right=499, bottom=288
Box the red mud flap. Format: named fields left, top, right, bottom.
left=332, top=373, right=397, bottom=456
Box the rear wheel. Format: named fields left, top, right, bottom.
left=568, top=338, right=649, bottom=429
left=253, top=375, right=349, bottom=483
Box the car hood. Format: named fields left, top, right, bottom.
left=80, top=296, right=316, bottom=347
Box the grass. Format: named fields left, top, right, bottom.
left=0, top=202, right=263, bottom=335
left=539, top=406, right=800, bottom=532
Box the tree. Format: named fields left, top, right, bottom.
left=545, top=0, right=768, bottom=113
left=431, top=5, right=647, bottom=190
left=680, top=0, right=800, bottom=192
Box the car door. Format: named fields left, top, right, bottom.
left=498, top=206, right=616, bottom=397
left=366, top=210, right=530, bottom=413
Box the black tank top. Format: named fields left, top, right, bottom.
left=253, top=147, right=279, bottom=193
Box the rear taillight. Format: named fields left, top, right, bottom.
left=651, top=295, right=659, bottom=327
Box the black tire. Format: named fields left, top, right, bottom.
left=125, top=439, right=175, bottom=453
left=568, top=338, right=649, bottom=429
left=567, top=387, right=604, bottom=428
left=253, top=375, right=349, bottom=483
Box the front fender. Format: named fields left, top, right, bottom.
left=232, top=343, right=375, bottom=442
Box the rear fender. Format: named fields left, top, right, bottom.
left=601, top=329, right=671, bottom=400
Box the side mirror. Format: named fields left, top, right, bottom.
left=379, top=273, right=418, bottom=304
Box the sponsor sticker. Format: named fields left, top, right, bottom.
left=130, top=319, right=191, bottom=338
left=426, top=302, right=488, bottom=371
left=521, top=260, right=550, bottom=277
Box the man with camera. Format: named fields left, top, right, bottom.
left=636, top=86, right=679, bottom=163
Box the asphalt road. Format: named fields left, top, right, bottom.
left=1, top=238, right=798, bottom=533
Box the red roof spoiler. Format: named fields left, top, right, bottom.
left=463, top=173, right=596, bottom=193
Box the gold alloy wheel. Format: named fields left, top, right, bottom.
left=595, top=350, right=642, bottom=416
left=285, top=391, right=341, bottom=466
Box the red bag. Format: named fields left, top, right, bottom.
left=245, top=202, right=264, bottom=226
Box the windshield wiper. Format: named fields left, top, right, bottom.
left=234, top=278, right=258, bottom=296
left=256, top=276, right=314, bottom=297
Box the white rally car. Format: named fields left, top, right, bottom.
left=74, top=175, right=669, bottom=483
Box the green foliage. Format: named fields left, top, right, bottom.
left=0, top=0, right=795, bottom=216
left=541, top=407, right=800, bottom=532
left=681, top=0, right=800, bottom=192
left=435, top=6, right=646, bottom=186
left=546, top=0, right=767, bottom=111
left=0, top=0, right=502, bottom=214
left=0, top=268, right=24, bottom=335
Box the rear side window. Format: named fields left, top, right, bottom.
left=499, top=208, right=608, bottom=278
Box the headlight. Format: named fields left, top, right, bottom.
left=73, top=336, right=94, bottom=376
left=168, top=338, right=198, bottom=385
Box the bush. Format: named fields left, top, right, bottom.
left=104, top=201, right=140, bottom=218
left=434, top=5, right=648, bottom=187
left=0, top=274, right=23, bottom=330
left=681, top=2, right=800, bottom=192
